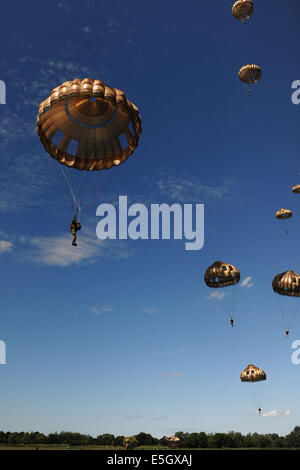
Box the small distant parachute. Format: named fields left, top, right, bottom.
left=232, top=0, right=254, bottom=23
left=273, top=271, right=300, bottom=335
left=204, top=261, right=240, bottom=324
left=204, top=261, right=240, bottom=288
left=275, top=208, right=292, bottom=219
left=162, top=436, right=181, bottom=449
left=240, top=364, right=266, bottom=382
left=238, top=64, right=262, bottom=94
left=124, top=436, right=138, bottom=450
left=292, top=185, right=300, bottom=194
left=272, top=271, right=300, bottom=297
left=241, top=365, right=266, bottom=413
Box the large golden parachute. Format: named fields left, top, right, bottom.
left=272, top=271, right=300, bottom=297
left=232, top=1, right=254, bottom=22
left=37, top=78, right=142, bottom=218
left=240, top=364, right=266, bottom=382
left=204, top=261, right=240, bottom=288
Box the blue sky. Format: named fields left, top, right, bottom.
left=0, top=0, right=300, bottom=438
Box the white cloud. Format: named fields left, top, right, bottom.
left=0, top=240, right=13, bottom=253
left=90, top=305, right=114, bottom=315
left=23, top=229, right=131, bottom=267
left=160, top=371, right=183, bottom=377
left=241, top=276, right=254, bottom=288
left=261, top=410, right=291, bottom=418
left=143, top=307, right=159, bottom=315
left=207, top=291, right=226, bottom=300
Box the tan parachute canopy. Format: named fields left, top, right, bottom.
left=232, top=0, right=254, bottom=22
left=292, top=185, right=300, bottom=194
left=36, top=78, right=142, bottom=171
left=272, top=271, right=300, bottom=297
left=275, top=208, right=292, bottom=219
left=204, top=261, right=240, bottom=288
left=240, top=364, right=266, bottom=382
left=238, top=64, right=262, bottom=85
left=163, top=436, right=181, bottom=449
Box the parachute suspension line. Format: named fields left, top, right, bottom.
left=81, top=170, right=116, bottom=217
left=247, top=382, right=265, bottom=410
left=51, top=159, right=73, bottom=214
left=79, top=171, right=103, bottom=212
left=57, top=163, right=80, bottom=216
left=73, top=170, right=91, bottom=222
left=75, top=168, right=88, bottom=201
left=274, top=295, right=299, bottom=334
left=275, top=295, right=288, bottom=332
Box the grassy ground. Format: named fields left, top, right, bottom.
left=0, top=444, right=295, bottom=450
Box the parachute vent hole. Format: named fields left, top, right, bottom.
left=67, top=139, right=79, bottom=156
left=119, top=133, right=128, bottom=151
left=52, top=130, right=64, bottom=147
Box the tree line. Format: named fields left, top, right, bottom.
left=1, top=427, right=300, bottom=448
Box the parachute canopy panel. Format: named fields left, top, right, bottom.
left=36, top=78, right=142, bottom=171
left=240, top=364, right=266, bottom=382
left=204, top=261, right=240, bottom=288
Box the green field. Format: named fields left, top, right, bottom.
left=0, top=445, right=296, bottom=451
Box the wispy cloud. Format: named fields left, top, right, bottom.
left=207, top=291, right=226, bottom=300
left=123, top=415, right=144, bottom=420
left=156, top=174, right=234, bottom=204
left=152, top=415, right=168, bottom=421
left=241, top=276, right=254, bottom=288
left=0, top=149, right=58, bottom=213
left=90, top=305, right=114, bottom=315
left=22, top=229, right=131, bottom=267
left=143, top=307, right=159, bottom=315
left=261, top=410, right=291, bottom=418
left=0, top=240, right=13, bottom=253
left=160, top=371, right=183, bottom=377
left=57, top=1, right=71, bottom=13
